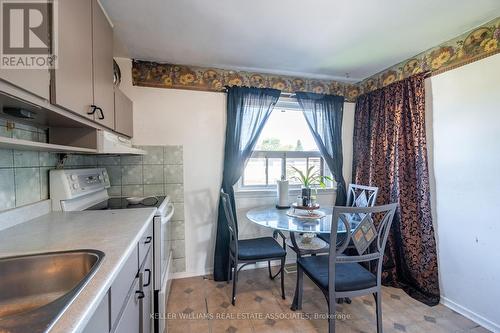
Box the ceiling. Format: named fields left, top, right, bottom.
left=101, top=0, right=500, bottom=82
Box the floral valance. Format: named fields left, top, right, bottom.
left=132, top=16, right=500, bottom=101
left=132, top=61, right=360, bottom=102
left=358, top=16, right=500, bottom=94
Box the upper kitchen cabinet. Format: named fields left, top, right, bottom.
left=0, top=0, right=133, bottom=144
left=51, top=0, right=115, bottom=130
left=51, top=0, right=94, bottom=119
left=0, top=0, right=51, bottom=100
left=92, top=0, right=115, bottom=130
left=114, top=89, right=133, bottom=137
left=0, top=69, right=50, bottom=100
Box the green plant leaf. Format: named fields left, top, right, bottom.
left=289, top=165, right=333, bottom=189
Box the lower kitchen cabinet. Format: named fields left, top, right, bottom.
left=82, top=220, right=153, bottom=333
left=113, top=278, right=141, bottom=333
left=140, top=250, right=153, bottom=333
left=110, top=246, right=139, bottom=326
left=82, top=292, right=110, bottom=333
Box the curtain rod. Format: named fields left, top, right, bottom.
left=221, top=88, right=296, bottom=98
left=423, top=71, right=433, bottom=79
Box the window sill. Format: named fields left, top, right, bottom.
left=235, top=187, right=337, bottom=198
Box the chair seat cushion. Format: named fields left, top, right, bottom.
left=237, top=237, right=286, bottom=260
left=297, top=255, right=376, bottom=292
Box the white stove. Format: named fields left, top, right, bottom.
left=50, top=168, right=174, bottom=333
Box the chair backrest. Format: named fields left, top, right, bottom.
left=220, top=189, right=238, bottom=256
left=328, top=203, right=398, bottom=293
left=346, top=184, right=379, bottom=207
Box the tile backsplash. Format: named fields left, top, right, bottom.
left=0, top=143, right=186, bottom=273
left=0, top=150, right=58, bottom=210
left=98, top=145, right=184, bottom=200
left=0, top=120, right=53, bottom=210
left=98, top=145, right=186, bottom=273
left=0, top=118, right=48, bottom=143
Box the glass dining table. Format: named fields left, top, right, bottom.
left=246, top=206, right=362, bottom=256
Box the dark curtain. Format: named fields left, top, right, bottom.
left=352, top=73, right=440, bottom=305
left=296, top=92, right=347, bottom=206
left=213, top=86, right=281, bottom=281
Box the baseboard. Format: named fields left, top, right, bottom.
left=441, top=296, right=500, bottom=332
left=172, top=271, right=200, bottom=279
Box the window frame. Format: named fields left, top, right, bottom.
left=236, top=96, right=336, bottom=194
left=238, top=150, right=334, bottom=191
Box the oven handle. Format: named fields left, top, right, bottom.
left=162, top=203, right=175, bottom=224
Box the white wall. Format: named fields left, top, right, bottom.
left=116, top=57, right=355, bottom=277
left=427, top=53, right=500, bottom=331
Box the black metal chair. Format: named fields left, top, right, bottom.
left=293, top=203, right=397, bottom=333
left=220, top=190, right=287, bottom=305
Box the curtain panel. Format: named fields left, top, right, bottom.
left=213, top=86, right=281, bottom=281
left=295, top=92, right=347, bottom=206
left=352, top=73, right=440, bottom=305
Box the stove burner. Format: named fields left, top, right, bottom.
left=85, top=196, right=166, bottom=210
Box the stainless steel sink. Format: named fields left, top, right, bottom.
left=0, top=249, right=104, bottom=333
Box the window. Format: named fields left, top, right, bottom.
left=239, top=97, right=333, bottom=190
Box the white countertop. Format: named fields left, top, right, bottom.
left=0, top=208, right=156, bottom=333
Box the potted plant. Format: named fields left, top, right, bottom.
left=289, top=166, right=333, bottom=206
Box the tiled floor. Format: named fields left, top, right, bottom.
left=166, top=267, right=490, bottom=333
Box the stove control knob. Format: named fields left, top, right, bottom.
left=98, top=175, right=103, bottom=181
left=70, top=174, right=78, bottom=181
left=72, top=183, right=79, bottom=190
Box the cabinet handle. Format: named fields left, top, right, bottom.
left=96, top=107, right=105, bottom=120
left=143, top=269, right=151, bottom=287
left=135, top=290, right=145, bottom=299
left=88, top=105, right=97, bottom=115
left=144, top=236, right=152, bottom=244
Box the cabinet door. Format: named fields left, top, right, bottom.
left=110, top=246, right=139, bottom=326
left=0, top=1, right=50, bottom=100
left=82, top=292, right=110, bottom=333
left=0, top=69, right=50, bottom=100
left=114, top=89, right=134, bottom=137
left=113, top=279, right=141, bottom=333
left=92, top=0, right=114, bottom=129
left=52, top=0, right=94, bottom=119
left=141, top=250, right=153, bottom=333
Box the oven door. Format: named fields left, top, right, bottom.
left=157, top=250, right=172, bottom=333
left=154, top=203, right=174, bottom=291
left=154, top=203, right=174, bottom=333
